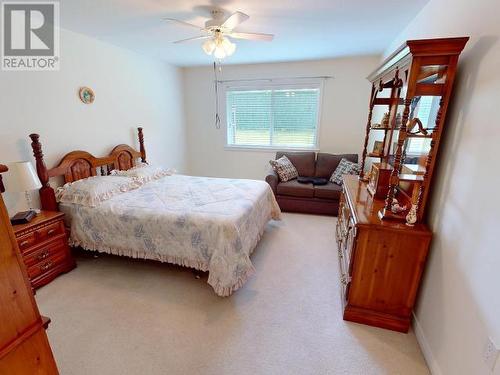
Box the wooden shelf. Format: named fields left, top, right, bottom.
left=367, top=153, right=384, bottom=158
left=403, top=164, right=426, bottom=175
left=399, top=174, right=424, bottom=182
left=373, top=98, right=404, bottom=106
left=406, top=133, right=433, bottom=138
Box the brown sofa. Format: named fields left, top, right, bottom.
left=265, top=151, right=358, bottom=216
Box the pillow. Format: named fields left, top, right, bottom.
left=55, top=176, right=143, bottom=207
left=269, top=156, right=299, bottom=182
left=111, top=164, right=173, bottom=183
left=330, top=158, right=361, bottom=185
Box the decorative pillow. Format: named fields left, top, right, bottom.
left=55, top=176, right=143, bottom=207
left=111, top=164, right=173, bottom=183
left=269, top=156, right=299, bottom=182
left=330, top=158, right=361, bottom=185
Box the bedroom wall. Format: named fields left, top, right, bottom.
left=386, top=0, right=500, bottom=374
left=0, top=28, right=186, bottom=215
left=182, top=56, right=379, bottom=179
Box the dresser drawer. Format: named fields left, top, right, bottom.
left=17, top=232, right=37, bottom=251
left=35, top=221, right=64, bottom=243
left=27, top=249, right=68, bottom=280
left=23, top=238, right=67, bottom=268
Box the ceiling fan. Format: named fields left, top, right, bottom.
left=164, top=10, right=274, bottom=59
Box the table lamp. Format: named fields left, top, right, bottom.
left=5, top=161, right=42, bottom=224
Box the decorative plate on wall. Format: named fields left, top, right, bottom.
left=79, top=87, right=95, bottom=104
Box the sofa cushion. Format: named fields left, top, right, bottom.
left=315, top=153, right=358, bottom=178
left=269, top=156, right=299, bottom=182
left=330, top=158, right=361, bottom=185
left=314, top=182, right=343, bottom=200
left=277, top=180, right=314, bottom=198
left=276, top=151, right=315, bottom=177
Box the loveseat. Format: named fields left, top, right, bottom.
left=265, top=151, right=358, bottom=216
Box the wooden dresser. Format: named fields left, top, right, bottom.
left=0, top=165, right=59, bottom=373
left=336, top=38, right=468, bottom=332
left=336, top=176, right=432, bottom=332
left=12, top=211, right=75, bottom=289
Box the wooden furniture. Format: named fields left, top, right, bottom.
left=336, top=176, right=432, bottom=332
left=367, top=162, right=392, bottom=199
left=12, top=211, right=75, bottom=289
left=359, top=37, right=468, bottom=224
left=336, top=37, right=468, bottom=332
left=0, top=165, right=59, bottom=374
left=31, top=127, right=147, bottom=211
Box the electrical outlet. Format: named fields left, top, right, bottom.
left=484, top=337, right=500, bottom=371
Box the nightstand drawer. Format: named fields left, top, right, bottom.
left=23, top=238, right=67, bottom=268
left=13, top=211, right=76, bottom=289
left=17, top=232, right=37, bottom=251
left=27, top=249, right=68, bottom=280
left=35, top=221, right=64, bottom=243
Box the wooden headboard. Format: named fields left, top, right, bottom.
left=0, top=164, right=8, bottom=193
left=29, top=127, right=147, bottom=211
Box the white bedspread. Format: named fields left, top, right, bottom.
left=60, top=175, right=281, bottom=296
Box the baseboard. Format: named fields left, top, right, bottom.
left=412, top=312, right=442, bottom=375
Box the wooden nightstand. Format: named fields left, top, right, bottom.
left=12, top=211, right=76, bottom=289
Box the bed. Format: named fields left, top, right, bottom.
left=29, top=128, right=281, bottom=296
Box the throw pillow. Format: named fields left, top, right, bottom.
left=330, top=158, right=361, bottom=185
left=269, top=156, right=299, bottom=182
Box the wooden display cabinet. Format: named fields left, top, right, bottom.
left=336, top=37, right=468, bottom=332
left=359, top=37, right=469, bottom=224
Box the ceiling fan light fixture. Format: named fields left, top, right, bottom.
left=202, top=39, right=216, bottom=55
left=213, top=45, right=227, bottom=59
left=221, top=37, right=236, bottom=56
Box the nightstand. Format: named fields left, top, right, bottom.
left=12, top=211, right=76, bottom=289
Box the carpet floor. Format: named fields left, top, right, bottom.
left=36, top=213, right=429, bottom=375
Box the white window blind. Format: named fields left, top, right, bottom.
left=407, top=96, right=438, bottom=154
left=224, top=80, right=322, bottom=149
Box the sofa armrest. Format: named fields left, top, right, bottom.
left=265, top=169, right=279, bottom=195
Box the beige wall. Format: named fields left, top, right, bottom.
left=182, top=56, right=379, bottom=179
left=0, top=28, right=186, bottom=215
left=386, top=0, right=500, bottom=374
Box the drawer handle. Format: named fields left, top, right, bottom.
left=40, top=261, right=53, bottom=272
left=20, top=240, right=29, bottom=247
left=47, top=229, right=57, bottom=236
left=37, top=250, right=50, bottom=260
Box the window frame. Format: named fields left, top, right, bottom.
left=221, top=78, right=325, bottom=151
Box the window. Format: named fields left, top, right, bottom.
left=223, top=79, right=323, bottom=150
left=407, top=96, right=439, bottom=155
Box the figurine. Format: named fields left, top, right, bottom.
left=391, top=198, right=407, bottom=214
left=406, top=204, right=418, bottom=226
left=381, top=112, right=390, bottom=128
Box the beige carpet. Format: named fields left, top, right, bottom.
left=36, top=213, right=429, bottom=375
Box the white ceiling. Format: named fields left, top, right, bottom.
left=60, top=0, right=429, bottom=67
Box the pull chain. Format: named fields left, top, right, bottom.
left=214, top=61, right=222, bottom=129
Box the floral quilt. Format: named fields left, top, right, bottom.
left=60, top=175, right=281, bottom=296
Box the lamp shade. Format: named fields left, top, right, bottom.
left=5, top=161, right=42, bottom=192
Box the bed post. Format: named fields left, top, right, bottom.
left=137, top=127, right=147, bottom=163
left=29, top=134, right=58, bottom=211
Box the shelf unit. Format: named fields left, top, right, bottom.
left=359, top=37, right=469, bottom=224
left=335, top=37, right=468, bottom=332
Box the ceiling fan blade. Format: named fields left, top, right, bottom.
left=163, top=18, right=204, bottom=30
left=173, top=35, right=210, bottom=44
left=221, top=11, right=249, bottom=30
left=229, top=32, right=274, bottom=41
